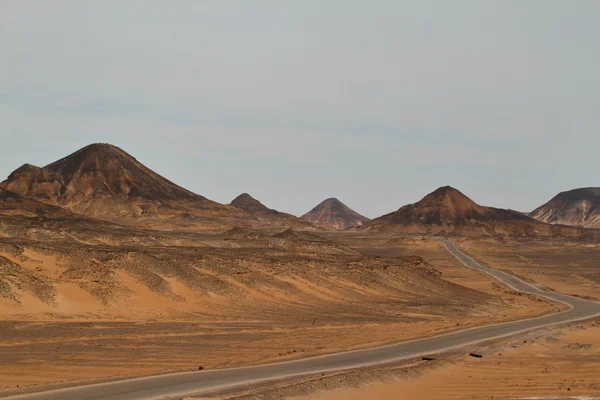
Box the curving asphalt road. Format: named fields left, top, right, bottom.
left=4, top=241, right=600, bottom=400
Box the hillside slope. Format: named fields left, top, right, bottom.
left=0, top=187, right=68, bottom=218
left=530, top=187, right=600, bottom=229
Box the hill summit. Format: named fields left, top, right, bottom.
left=0, top=143, right=246, bottom=229
left=530, top=187, right=600, bottom=228
left=230, top=193, right=315, bottom=228
left=301, top=198, right=369, bottom=230
left=231, top=193, right=281, bottom=216
left=370, top=186, right=524, bottom=226
left=3, top=143, right=203, bottom=203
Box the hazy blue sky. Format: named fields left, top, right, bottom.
left=1, top=1, right=598, bottom=218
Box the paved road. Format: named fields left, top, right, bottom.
left=5, top=241, right=600, bottom=400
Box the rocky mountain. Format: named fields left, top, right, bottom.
left=361, top=186, right=598, bottom=238
left=530, top=188, right=600, bottom=229
left=301, top=198, right=369, bottom=230
left=0, top=143, right=248, bottom=230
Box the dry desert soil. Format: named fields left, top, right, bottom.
left=182, top=236, right=600, bottom=400
left=0, top=234, right=566, bottom=391
left=191, top=318, right=600, bottom=400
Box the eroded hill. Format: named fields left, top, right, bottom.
left=530, top=187, right=600, bottom=229
left=301, top=198, right=369, bottom=230
left=0, top=237, right=490, bottom=322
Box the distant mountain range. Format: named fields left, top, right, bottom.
left=301, top=198, right=369, bottom=230
left=0, top=143, right=597, bottom=238
left=360, top=186, right=598, bottom=239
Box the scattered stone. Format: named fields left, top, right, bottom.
left=469, top=353, right=483, bottom=358
left=562, top=342, right=594, bottom=351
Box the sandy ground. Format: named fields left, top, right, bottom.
left=180, top=237, right=600, bottom=400
left=458, top=238, right=600, bottom=301
left=351, top=236, right=563, bottom=304
left=289, top=321, right=600, bottom=400
left=189, top=318, right=600, bottom=400
left=0, top=235, right=561, bottom=391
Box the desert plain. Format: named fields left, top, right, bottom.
left=2, top=232, right=599, bottom=400
left=0, top=144, right=599, bottom=400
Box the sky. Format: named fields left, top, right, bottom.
left=1, top=1, right=599, bottom=218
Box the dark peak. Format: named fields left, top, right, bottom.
left=44, top=143, right=135, bottom=171
left=314, top=197, right=346, bottom=211
left=433, top=185, right=454, bottom=192
left=7, top=163, right=45, bottom=178
left=430, top=186, right=465, bottom=197
left=301, top=197, right=369, bottom=230
left=80, top=142, right=119, bottom=151
left=64, top=143, right=125, bottom=159
left=14, top=163, right=40, bottom=172
left=230, top=192, right=273, bottom=214
left=365, top=184, right=536, bottom=231
left=554, top=187, right=600, bottom=201
left=419, top=186, right=477, bottom=205
left=26, top=142, right=202, bottom=201
left=75, top=143, right=124, bottom=154
left=232, top=193, right=259, bottom=203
